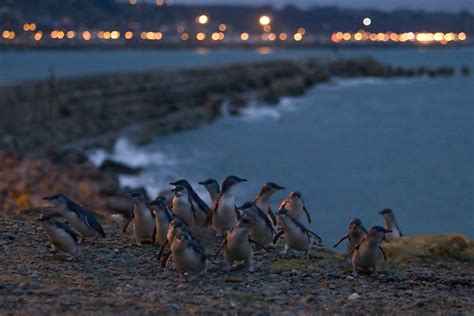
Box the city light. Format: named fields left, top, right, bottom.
left=211, top=32, right=219, bottom=41
left=294, top=33, right=303, bottom=41
left=196, top=32, right=206, bottom=41
left=197, top=15, right=209, bottom=24
left=218, top=24, right=227, bottom=32
left=129, top=0, right=137, bottom=5
left=33, top=31, right=43, bottom=41
left=82, top=31, right=92, bottom=41
left=259, top=15, right=271, bottom=26
left=180, top=33, right=189, bottom=41
left=125, top=31, right=133, bottom=40
left=263, top=25, right=271, bottom=33
left=331, top=31, right=467, bottom=44
left=66, top=31, right=76, bottom=39
left=279, top=32, right=287, bottom=41
left=297, top=27, right=306, bottom=35
left=363, top=18, right=372, bottom=26
left=240, top=32, right=249, bottom=41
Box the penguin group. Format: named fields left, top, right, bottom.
left=38, top=176, right=403, bottom=278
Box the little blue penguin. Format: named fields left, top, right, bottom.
left=273, top=208, right=321, bottom=257
left=199, top=179, right=220, bottom=210
left=379, top=208, right=403, bottom=241
left=123, top=192, right=156, bottom=246
left=279, top=191, right=312, bottom=223
left=170, top=185, right=196, bottom=229
left=239, top=201, right=276, bottom=247
left=146, top=196, right=173, bottom=246
left=157, top=217, right=194, bottom=267
left=333, top=218, right=368, bottom=252
left=211, top=175, right=247, bottom=236
left=38, top=214, right=80, bottom=259
left=43, top=194, right=105, bottom=242
left=170, top=179, right=211, bottom=227
left=346, top=226, right=391, bottom=277
left=214, top=216, right=270, bottom=273
left=170, top=231, right=209, bottom=280
left=254, top=182, right=285, bottom=225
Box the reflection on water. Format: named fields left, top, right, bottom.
left=256, top=46, right=274, bottom=55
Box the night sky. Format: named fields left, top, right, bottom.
left=172, top=0, right=474, bottom=12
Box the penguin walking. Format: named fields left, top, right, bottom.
left=170, top=185, right=196, bottom=229
left=333, top=218, right=368, bottom=252
left=345, top=226, right=391, bottom=277
left=211, top=176, right=247, bottom=236
left=157, top=217, right=194, bottom=268
left=273, top=208, right=321, bottom=257
left=214, top=216, right=270, bottom=273
left=146, top=196, right=173, bottom=246
left=279, top=192, right=312, bottom=223
left=123, top=192, right=156, bottom=246
left=43, top=194, right=105, bottom=242
left=239, top=201, right=276, bottom=248
left=379, top=209, right=403, bottom=242
left=38, top=214, right=80, bottom=260
left=170, top=231, right=209, bottom=281
left=170, top=179, right=211, bottom=228
left=199, top=179, right=220, bottom=210
left=254, top=182, right=285, bottom=225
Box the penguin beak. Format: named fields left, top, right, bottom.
left=42, top=196, right=54, bottom=201
left=274, top=184, right=285, bottom=190
left=237, top=178, right=247, bottom=183
left=198, top=181, right=205, bottom=185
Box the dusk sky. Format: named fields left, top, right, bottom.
left=172, top=0, right=474, bottom=12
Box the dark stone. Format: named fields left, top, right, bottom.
left=99, top=159, right=143, bottom=175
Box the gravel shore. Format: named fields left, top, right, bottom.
left=1, top=215, right=473, bottom=314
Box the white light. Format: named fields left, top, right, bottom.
left=363, top=18, right=372, bottom=26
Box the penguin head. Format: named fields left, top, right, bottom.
left=43, top=193, right=69, bottom=206
left=349, top=218, right=363, bottom=229
left=237, top=201, right=255, bottom=212
left=369, top=226, right=392, bottom=240
left=171, top=185, right=186, bottom=197
left=289, top=191, right=302, bottom=201
left=221, top=176, right=247, bottom=193
left=169, top=179, right=191, bottom=189
left=379, top=208, right=393, bottom=216
left=146, top=196, right=167, bottom=210
left=257, top=182, right=285, bottom=197
left=126, top=191, right=146, bottom=201
left=198, top=179, right=220, bottom=193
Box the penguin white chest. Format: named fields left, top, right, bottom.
left=44, top=226, right=78, bottom=254
left=173, top=197, right=195, bottom=226
left=134, top=208, right=155, bottom=240
left=214, top=196, right=237, bottom=230
left=283, top=223, right=309, bottom=251
left=173, top=247, right=205, bottom=274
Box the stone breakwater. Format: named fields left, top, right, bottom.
left=0, top=56, right=461, bottom=155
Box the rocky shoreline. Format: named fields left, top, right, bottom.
left=0, top=215, right=473, bottom=314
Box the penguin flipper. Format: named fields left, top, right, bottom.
left=303, top=205, right=312, bottom=223
left=234, top=206, right=241, bottom=220
left=157, top=239, right=169, bottom=261
left=397, top=224, right=403, bottom=237
left=84, top=213, right=106, bottom=238
left=344, top=237, right=365, bottom=261
left=152, top=225, right=157, bottom=244
left=273, top=230, right=284, bottom=244
left=333, top=235, right=349, bottom=248
left=214, top=239, right=227, bottom=260
left=267, top=207, right=277, bottom=226
left=379, top=246, right=387, bottom=261
left=161, top=251, right=172, bottom=268
left=122, top=213, right=135, bottom=233
left=249, top=238, right=271, bottom=253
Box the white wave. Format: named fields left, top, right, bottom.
left=238, top=96, right=299, bottom=122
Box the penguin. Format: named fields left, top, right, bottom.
left=198, top=179, right=220, bottom=210
left=254, top=182, right=285, bottom=225
left=169, top=185, right=197, bottom=229
left=379, top=208, right=403, bottom=242
left=345, top=226, right=391, bottom=277
left=123, top=192, right=156, bottom=246
left=333, top=218, right=368, bottom=252
left=214, top=216, right=270, bottom=273
left=211, top=175, right=247, bottom=236
left=157, top=217, right=194, bottom=268
left=278, top=191, right=312, bottom=223
left=273, top=208, right=322, bottom=257
left=170, top=179, right=211, bottom=227
left=239, top=201, right=276, bottom=247
left=146, top=196, right=173, bottom=246
left=38, top=214, right=80, bottom=259
left=43, top=194, right=105, bottom=242
left=170, top=231, right=209, bottom=280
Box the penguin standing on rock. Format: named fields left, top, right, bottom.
left=169, top=185, right=196, bottom=229
left=279, top=192, right=312, bottom=223
left=170, top=179, right=211, bottom=228
left=211, top=176, right=247, bottom=236
left=345, top=226, right=391, bottom=277
left=214, top=216, right=270, bottom=273
left=379, top=208, right=403, bottom=242
left=43, top=194, right=105, bottom=243
left=254, top=182, right=285, bottom=225
left=239, top=201, right=276, bottom=248
left=169, top=231, right=209, bottom=281
left=146, top=196, right=173, bottom=246
left=123, top=192, right=156, bottom=246
left=273, top=208, right=321, bottom=257
left=38, top=214, right=80, bottom=260
left=199, top=179, right=220, bottom=210
left=157, top=217, right=194, bottom=268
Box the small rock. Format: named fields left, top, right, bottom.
left=348, top=293, right=360, bottom=300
